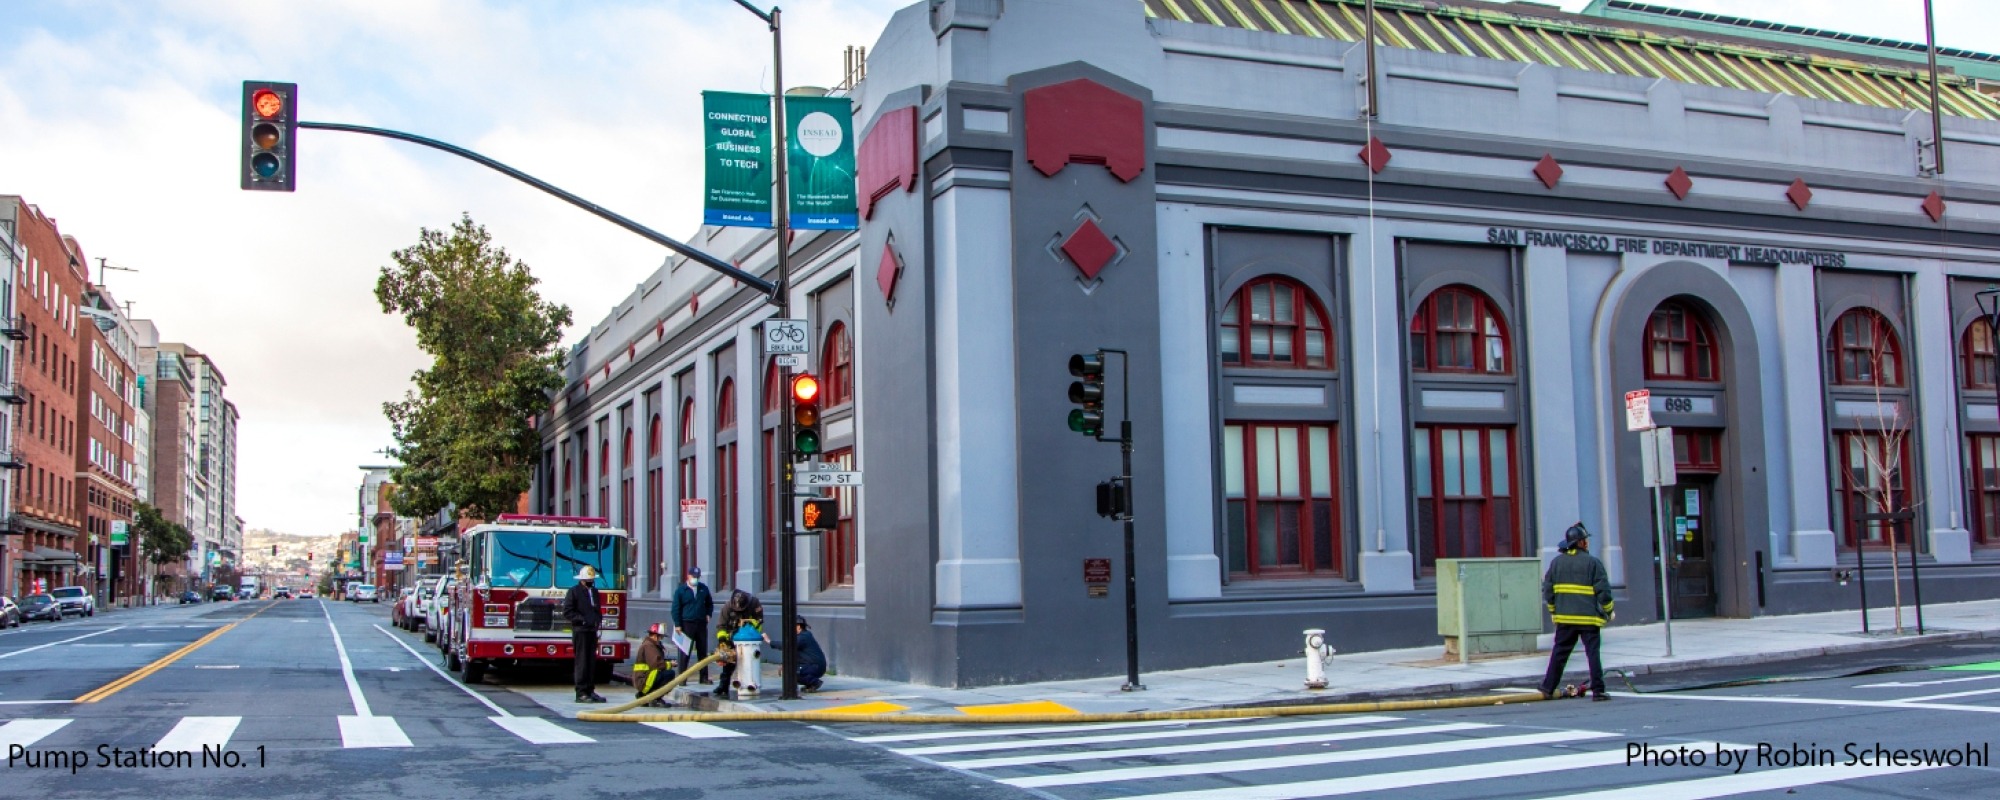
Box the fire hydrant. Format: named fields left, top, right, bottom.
left=731, top=623, right=766, bottom=697
left=1303, top=628, right=1335, bottom=690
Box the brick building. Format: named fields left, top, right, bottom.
left=2, top=196, right=86, bottom=597
left=80, top=283, right=141, bottom=603
left=0, top=205, right=20, bottom=596
left=136, top=321, right=202, bottom=592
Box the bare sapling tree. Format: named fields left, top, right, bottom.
left=1851, top=331, right=1922, bottom=634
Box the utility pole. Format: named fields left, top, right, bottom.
left=1922, top=0, right=1946, bottom=175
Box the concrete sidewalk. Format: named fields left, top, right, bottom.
left=641, top=599, right=2000, bottom=717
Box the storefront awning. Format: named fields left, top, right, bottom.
left=23, top=546, right=81, bottom=564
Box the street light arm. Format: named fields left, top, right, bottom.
left=731, top=0, right=775, bottom=25
left=298, top=120, right=782, bottom=303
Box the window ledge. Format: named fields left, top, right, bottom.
left=1219, top=577, right=1365, bottom=598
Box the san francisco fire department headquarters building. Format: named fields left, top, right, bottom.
left=532, top=0, right=2000, bottom=687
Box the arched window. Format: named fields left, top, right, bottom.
left=1410, top=286, right=1509, bottom=374
left=716, top=379, right=737, bottom=431
left=680, top=398, right=696, bottom=445
left=1963, top=319, right=1996, bottom=390
left=1827, top=309, right=1902, bottom=387
left=823, top=322, right=853, bottom=405
left=763, top=361, right=783, bottom=414
left=1645, top=301, right=1719, bottom=381
left=622, top=428, right=633, bottom=469
left=647, top=413, right=663, bottom=587
left=649, top=414, right=662, bottom=455
left=1219, top=276, right=1332, bottom=369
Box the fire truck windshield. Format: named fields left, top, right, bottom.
left=555, top=533, right=626, bottom=590
left=486, top=530, right=628, bottom=590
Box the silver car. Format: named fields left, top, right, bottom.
left=50, top=586, right=96, bottom=618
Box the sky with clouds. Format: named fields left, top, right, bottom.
left=0, top=0, right=1987, bottom=538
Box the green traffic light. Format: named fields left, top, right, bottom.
left=1068, top=409, right=1102, bottom=435
left=795, top=429, right=821, bottom=455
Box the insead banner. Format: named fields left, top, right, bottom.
left=785, top=95, right=858, bottom=230
left=703, top=91, right=774, bottom=228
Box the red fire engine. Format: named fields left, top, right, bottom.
left=441, top=515, right=631, bottom=684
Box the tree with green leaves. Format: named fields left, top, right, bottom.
left=377, top=214, right=572, bottom=521
left=133, top=500, right=192, bottom=570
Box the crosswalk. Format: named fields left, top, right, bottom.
left=0, top=713, right=744, bottom=752
left=846, top=714, right=1945, bottom=800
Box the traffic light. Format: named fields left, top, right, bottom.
left=800, top=497, right=839, bottom=531
left=1096, top=477, right=1129, bottom=519
left=791, top=373, right=822, bottom=458
left=241, top=81, right=298, bottom=191
left=1068, top=353, right=1105, bottom=436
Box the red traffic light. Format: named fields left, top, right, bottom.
left=791, top=374, right=821, bottom=404
left=251, top=88, right=284, bottom=119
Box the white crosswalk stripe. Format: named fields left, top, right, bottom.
left=894, top=715, right=1405, bottom=757
left=642, top=721, right=748, bottom=739
left=337, top=715, right=412, bottom=748
left=154, top=716, right=241, bottom=752
left=939, top=721, right=1491, bottom=770
left=0, top=714, right=748, bottom=751
left=1529, top=761, right=1943, bottom=800
left=0, top=718, right=71, bottom=750
left=490, top=716, right=595, bottom=744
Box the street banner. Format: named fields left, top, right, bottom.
left=784, top=95, right=858, bottom=230
left=385, top=551, right=404, bottom=565
left=110, top=520, right=129, bottom=547
left=703, top=91, right=774, bottom=228
left=416, top=536, right=438, bottom=555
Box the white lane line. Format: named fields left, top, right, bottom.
left=0, top=626, right=125, bottom=659
left=154, top=717, right=241, bottom=752
left=0, top=719, right=72, bottom=749
left=1528, top=761, right=1941, bottom=800
left=491, top=716, right=595, bottom=744
left=0, top=700, right=76, bottom=705
left=1897, top=686, right=2000, bottom=704
left=373, top=624, right=509, bottom=716
left=852, top=716, right=1269, bottom=744
left=643, top=721, right=749, bottom=739
left=896, top=715, right=1405, bottom=756
left=337, top=715, right=412, bottom=749
left=1617, top=691, right=2000, bottom=714
left=1002, top=729, right=1619, bottom=789
left=1116, top=748, right=1642, bottom=800
left=323, top=603, right=371, bottom=717
left=942, top=722, right=1490, bottom=770
left=1855, top=674, right=2000, bottom=689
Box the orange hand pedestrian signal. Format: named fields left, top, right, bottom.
left=801, top=498, right=838, bottom=531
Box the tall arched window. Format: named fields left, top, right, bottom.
left=1645, top=301, right=1719, bottom=381
left=678, top=397, right=698, bottom=577
left=1827, top=308, right=1903, bottom=387
left=1219, top=276, right=1332, bottom=369
left=647, top=413, right=663, bottom=587
left=823, top=322, right=853, bottom=405
left=620, top=425, right=633, bottom=531
left=1410, top=286, right=1509, bottom=374
left=598, top=435, right=609, bottom=519
left=716, top=380, right=737, bottom=431
left=715, top=379, right=737, bottom=590
left=763, top=361, right=782, bottom=589
left=1963, top=319, right=1996, bottom=390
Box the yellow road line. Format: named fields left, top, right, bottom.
left=74, top=602, right=276, bottom=703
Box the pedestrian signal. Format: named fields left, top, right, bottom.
left=800, top=497, right=838, bottom=531
left=241, top=81, right=298, bottom=191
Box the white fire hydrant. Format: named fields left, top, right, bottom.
left=1303, top=628, right=1335, bottom=690
left=731, top=623, right=766, bottom=697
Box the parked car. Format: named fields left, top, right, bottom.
left=211, top=585, right=236, bottom=601
left=20, top=594, right=62, bottom=622
left=398, top=577, right=440, bottom=631
left=0, top=596, right=21, bottom=628
left=50, top=586, right=96, bottom=618
left=424, top=576, right=456, bottom=644
left=348, top=584, right=378, bottom=603
left=179, top=590, right=202, bottom=604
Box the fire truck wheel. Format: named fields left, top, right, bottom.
left=422, top=628, right=436, bottom=643
left=459, top=657, right=485, bottom=685
left=445, top=644, right=463, bottom=672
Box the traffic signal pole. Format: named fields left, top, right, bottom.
left=1101, top=349, right=1142, bottom=692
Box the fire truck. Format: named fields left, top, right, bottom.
left=440, top=515, right=632, bottom=684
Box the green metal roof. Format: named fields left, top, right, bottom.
left=1584, top=1, right=2000, bottom=84
left=1141, top=0, right=2000, bottom=120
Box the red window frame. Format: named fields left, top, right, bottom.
left=620, top=428, right=633, bottom=532
left=1827, top=309, right=1903, bottom=387
left=561, top=456, right=572, bottom=516
left=1673, top=429, right=1722, bottom=473
left=1413, top=425, right=1520, bottom=571
left=679, top=453, right=698, bottom=577
left=1222, top=423, right=1341, bottom=577
left=1411, top=286, right=1510, bottom=374
left=821, top=448, right=857, bottom=588
left=647, top=414, right=663, bottom=587
left=1645, top=301, right=1720, bottom=381
left=598, top=436, right=609, bottom=519
left=577, top=441, right=589, bottom=514
left=1963, top=319, right=1996, bottom=390
left=823, top=322, right=853, bottom=406
left=1218, top=277, right=1333, bottom=369
left=763, top=361, right=783, bottom=590
left=1836, top=431, right=1908, bottom=549
left=1965, top=435, right=2000, bottom=546
left=715, top=379, right=738, bottom=591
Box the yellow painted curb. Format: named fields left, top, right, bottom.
left=577, top=689, right=1544, bottom=724
left=958, top=700, right=1079, bottom=716
left=816, top=701, right=912, bottom=715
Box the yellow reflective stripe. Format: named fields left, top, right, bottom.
left=1552, top=584, right=1596, bottom=595
left=1552, top=614, right=1605, bottom=626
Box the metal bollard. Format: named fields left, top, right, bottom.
left=731, top=624, right=766, bottom=696
left=1303, top=628, right=1335, bottom=690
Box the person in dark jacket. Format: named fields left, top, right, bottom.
left=1538, top=523, right=1615, bottom=701
left=670, top=567, right=715, bottom=684
left=713, top=590, right=765, bottom=697
left=633, top=623, right=675, bottom=706
left=794, top=618, right=827, bottom=692
left=561, top=566, right=607, bottom=703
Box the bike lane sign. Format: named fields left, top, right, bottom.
left=763, top=319, right=809, bottom=354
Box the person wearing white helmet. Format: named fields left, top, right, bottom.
left=561, top=565, right=607, bottom=703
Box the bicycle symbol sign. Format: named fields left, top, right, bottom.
left=763, top=319, right=809, bottom=354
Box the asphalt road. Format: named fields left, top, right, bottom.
left=4, top=602, right=1996, bottom=799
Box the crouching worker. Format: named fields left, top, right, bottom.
left=794, top=618, right=827, bottom=693
left=633, top=623, right=677, bottom=707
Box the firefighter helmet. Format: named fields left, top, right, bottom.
left=648, top=622, right=666, bottom=636
left=576, top=566, right=600, bottom=581
left=1562, top=523, right=1591, bottom=551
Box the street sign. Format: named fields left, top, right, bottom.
left=110, top=520, right=129, bottom=547
left=1625, top=389, right=1654, bottom=431
left=1084, top=558, right=1112, bottom=598
left=774, top=354, right=805, bottom=368
left=680, top=499, right=709, bottom=529
left=795, top=471, right=863, bottom=489
left=763, top=319, right=809, bottom=354
left=1640, top=426, right=1677, bottom=488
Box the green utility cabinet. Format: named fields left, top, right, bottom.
left=1436, top=558, right=1543, bottom=663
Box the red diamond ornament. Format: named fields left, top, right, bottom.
left=1061, top=218, right=1118, bottom=281
left=1358, top=137, right=1391, bottom=174
left=1665, top=167, right=1692, bottom=201
left=1786, top=178, right=1813, bottom=210
left=1533, top=154, right=1563, bottom=189
left=1922, top=191, right=1946, bottom=223
left=876, top=243, right=901, bottom=306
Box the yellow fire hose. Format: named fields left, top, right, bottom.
left=578, top=653, right=1545, bottom=724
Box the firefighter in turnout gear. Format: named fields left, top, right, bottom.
left=1538, top=523, right=1615, bottom=701
left=633, top=623, right=675, bottom=707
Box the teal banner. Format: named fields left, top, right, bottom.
left=784, top=95, right=858, bottom=230
left=703, top=91, right=774, bottom=228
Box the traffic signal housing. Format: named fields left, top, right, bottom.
left=791, top=373, right=822, bottom=458
left=800, top=497, right=839, bottom=531
left=1068, top=353, right=1105, bottom=437
left=1096, top=477, right=1129, bottom=519
left=241, top=81, right=298, bottom=191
